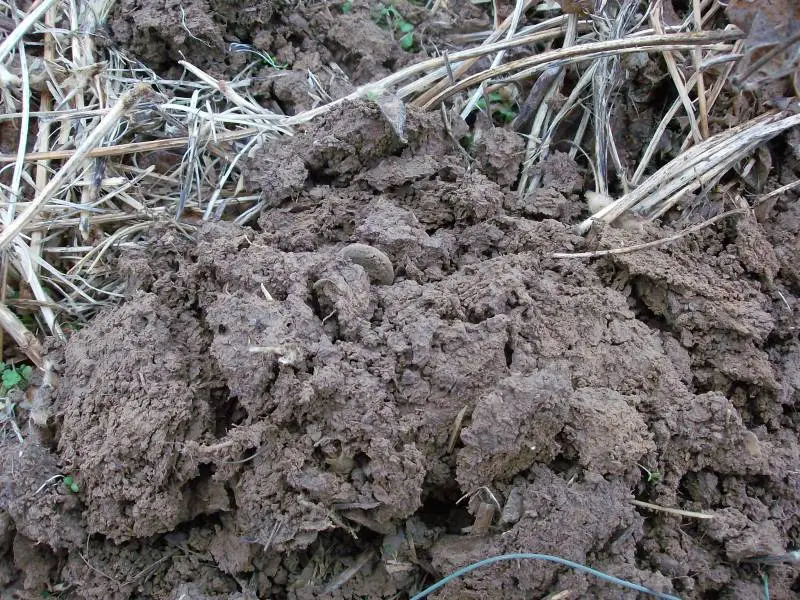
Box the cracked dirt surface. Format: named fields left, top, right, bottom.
left=2, top=1, right=799, bottom=599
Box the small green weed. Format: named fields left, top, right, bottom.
left=62, top=475, right=80, bottom=494
left=62, top=320, right=84, bottom=335
left=637, top=463, right=661, bottom=485
left=476, top=91, right=518, bottom=124
left=20, top=312, right=37, bottom=331
left=228, top=43, right=288, bottom=69
left=373, top=4, right=416, bottom=52
left=341, top=0, right=353, bottom=13
left=0, top=361, right=33, bottom=396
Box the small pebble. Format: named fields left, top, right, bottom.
left=742, top=431, right=762, bottom=458
left=501, top=487, right=524, bottom=524
left=340, top=244, right=394, bottom=285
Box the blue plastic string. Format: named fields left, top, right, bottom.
left=409, top=552, right=683, bottom=600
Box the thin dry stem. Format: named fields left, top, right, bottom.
left=650, top=0, right=702, bottom=145
left=578, top=111, right=800, bottom=233
left=553, top=208, right=747, bottom=259
left=632, top=69, right=701, bottom=186
left=459, top=0, right=530, bottom=119
left=179, top=60, right=285, bottom=125
left=29, top=2, right=59, bottom=278
left=630, top=499, right=714, bottom=520
left=691, top=0, right=709, bottom=138
left=755, top=178, right=800, bottom=205
left=0, top=0, right=57, bottom=64
left=0, top=125, right=263, bottom=164
left=421, top=30, right=742, bottom=109
left=0, top=83, right=152, bottom=251
left=0, top=302, right=44, bottom=368
left=518, top=14, right=579, bottom=198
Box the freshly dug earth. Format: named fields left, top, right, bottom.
left=3, top=1, right=800, bottom=600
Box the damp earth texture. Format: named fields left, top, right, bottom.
left=1, top=1, right=799, bottom=599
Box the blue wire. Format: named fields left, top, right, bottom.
left=762, top=573, right=770, bottom=600
left=409, top=553, right=683, bottom=600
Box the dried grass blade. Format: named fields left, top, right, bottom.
left=421, top=31, right=742, bottom=110
left=0, top=302, right=44, bottom=368
left=0, top=83, right=152, bottom=251
left=0, top=0, right=58, bottom=64
left=578, top=110, right=800, bottom=233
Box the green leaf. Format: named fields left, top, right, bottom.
left=488, top=91, right=503, bottom=103
left=69, top=482, right=80, bottom=493
left=63, top=476, right=74, bottom=486
left=496, top=106, right=517, bottom=123
left=398, top=21, right=414, bottom=33
left=2, top=369, right=22, bottom=390
left=399, top=32, right=414, bottom=51
left=376, top=5, right=399, bottom=23
left=341, top=0, right=353, bottom=13
left=20, top=365, right=33, bottom=381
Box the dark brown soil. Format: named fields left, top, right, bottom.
left=3, top=1, right=800, bottom=600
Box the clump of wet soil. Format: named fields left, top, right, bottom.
left=107, top=0, right=489, bottom=113
left=3, top=2, right=800, bottom=600
left=2, top=96, right=798, bottom=599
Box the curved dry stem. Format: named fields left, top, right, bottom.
left=421, top=30, right=742, bottom=109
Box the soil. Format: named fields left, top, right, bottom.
left=3, top=1, right=800, bottom=600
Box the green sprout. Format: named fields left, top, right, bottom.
left=365, top=89, right=381, bottom=101
left=477, top=91, right=518, bottom=124
left=398, top=21, right=414, bottom=50
left=62, top=475, right=80, bottom=494
left=62, top=320, right=84, bottom=335
left=459, top=133, right=475, bottom=150
left=20, top=313, right=37, bottom=330
left=637, top=463, right=661, bottom=485
left=0, top=362, right=33, bottom=396
left=228, top=43, right=288, bottom=70
left=373, top=4, right=416, bottom=52
left=341, top=0, right=353, bottom=12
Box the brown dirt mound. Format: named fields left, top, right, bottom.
left=2, top=96, right=798, bottom=599
left=2, top=2, right=800, bottom=600
left=107, top=0, right=488, bottom=113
